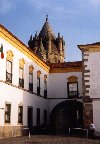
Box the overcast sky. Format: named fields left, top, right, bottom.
left=0, top=0, right=100, bottom=61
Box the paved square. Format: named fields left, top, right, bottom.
left=0, top=135, right=100, bottom=144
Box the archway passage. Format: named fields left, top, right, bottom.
left=50, top=100, right=83, bottom=135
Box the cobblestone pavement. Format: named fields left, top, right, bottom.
left=0, top=135, right=100, bottom=144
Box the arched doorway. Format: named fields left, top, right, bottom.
left=50, top=100, right=83, bottom=135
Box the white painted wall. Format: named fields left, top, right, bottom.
left=48, top=72, right=82, bottom=98
left=0, top=37, right=49, bottom=95
left=48, top=72, right=82, bottom=111
left=93, top=100, right=100, bottom=131
left=0, top=37, right=50, bottom=127
left=83, top=51, right=100, bottom=132
left=0, top=82, right=50, bottom=126
left=87, top=52, right=100, bottom=98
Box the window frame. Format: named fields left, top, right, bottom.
left=18, top=105, right=23, bottom=124
left=37, top=77, right=40, bottom=95
left=29, top=73, right=33, bottom=92
left=19, top=67, right=24, bottom=88
left=5, top=103, right=11, bottom=124
left=67, top=82, right=78, bottom=99
left=44, top=80, right=47, bottom=98
left=6, top=60, right=12, bottom=83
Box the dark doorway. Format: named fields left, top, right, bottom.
left=28, top=107, right=33, bottom=132
left=50, top=100, right=83, bottom=135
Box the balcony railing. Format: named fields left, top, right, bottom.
left=6, top=72, right=12, bottom=83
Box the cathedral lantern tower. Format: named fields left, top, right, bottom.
left=28, top=16, right=65, bottom=63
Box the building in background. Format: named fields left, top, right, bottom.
left=28, top=16, right=65, bottom=63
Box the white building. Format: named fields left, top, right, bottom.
left=0, top=18, right=99, bottom=138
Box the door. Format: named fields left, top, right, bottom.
left=28, top=107, right=33, bottom=132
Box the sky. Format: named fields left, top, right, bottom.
left=1, top=0, right=100, bottom=62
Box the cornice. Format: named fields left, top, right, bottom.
left=49, top=61, right=82, bottom=73
left=50, top=67, right=82, bottom=73
left=0, top=24, right=50, bottom=72
left=78, top=43, right=100, bottom=52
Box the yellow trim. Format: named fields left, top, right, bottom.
left=29, top=65, right=34, bottom=74
left=37, top=70, right=42, bottom=78
left=44, top=74, right=47, bottom=82
left=6, top=50, right=14, bottom=61
left=50, top=67, right=82, bottom=73
left=67, top=76, right=78, bottom=82
left=19, top=58, right=25, bottom=68
left=78, top=44, right=100, bottom=52
left=0, top=25, right=50, bottom=72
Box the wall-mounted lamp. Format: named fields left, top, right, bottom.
left=0, top=108, right=4, bottom=110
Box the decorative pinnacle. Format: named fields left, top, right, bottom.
left=46, top=14, right=48, bottom=22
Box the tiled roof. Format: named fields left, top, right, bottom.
left=48, top=61, right=82, bottom=68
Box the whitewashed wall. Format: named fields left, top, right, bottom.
left=93, top=100, right=100, bottom=131
left=48, top=72, right=82, bottom=111
left=83, top=51, right=100, bottom=132
left=87, top=52, right=100, bottom=98
left=0, top=37, right=50, bottom=126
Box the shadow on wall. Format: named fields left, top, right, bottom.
left=50, top=100, right=83, bottom=135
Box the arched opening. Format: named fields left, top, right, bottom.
left=50, top=100, right=83, bottom=135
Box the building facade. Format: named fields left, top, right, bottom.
left=0, top=18, right=99, bottom=138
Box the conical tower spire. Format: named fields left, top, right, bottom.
left=39, top=16, right=56, bottom=39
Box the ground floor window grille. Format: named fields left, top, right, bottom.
left=5, top=104, right=11, bottom=123
left=18, top=106, right=23, bottom=123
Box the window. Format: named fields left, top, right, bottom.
left=44, top=75, right=47, bottom=98
left=29, top=73, right=33, bottom=92
left=6, top=50, right=13, bottom=83
left=5, top=104, right=11, bottom=123
left=19, top=67, right=24, bottom=88
left=37, top=70, right=41, bottom=95
left=37, top=108, right=40, bottom=126
left=19, top=58, right=25, bottom=88
left=37, top=77, right=40, bottom=95
left=29, top=65, right=34, bottom=92
left=18, top=106, right=23, bottom=123
left=6, top=60, right=12, bottom=83
left=67, top=82, right=78, bottom=98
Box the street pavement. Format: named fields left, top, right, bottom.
left=0, top=135, right=100, bottom=144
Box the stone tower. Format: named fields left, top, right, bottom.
left=28, top=16, right=65, bottom=63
